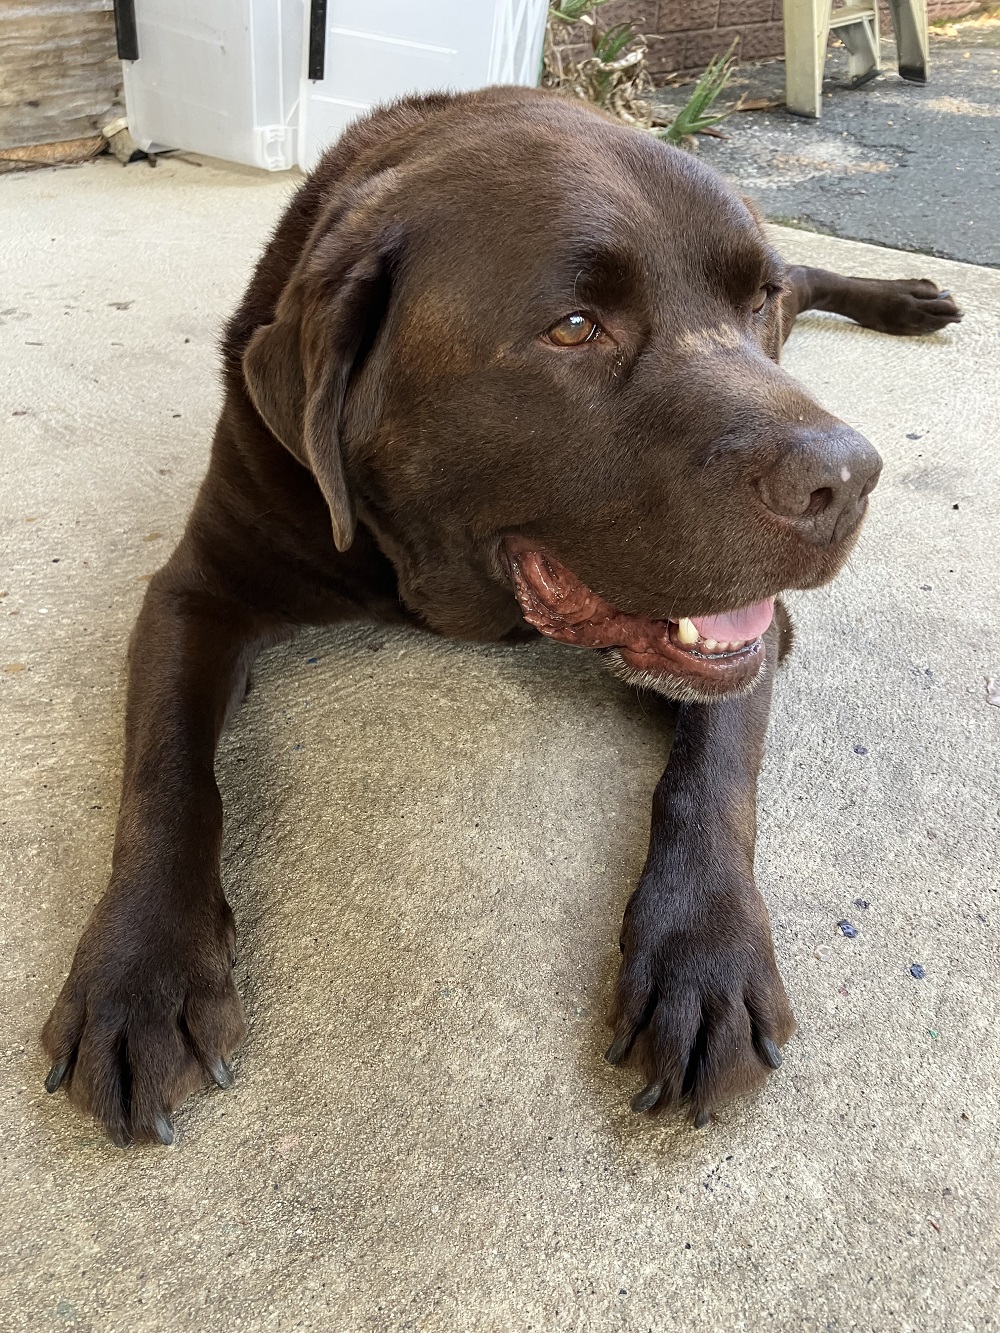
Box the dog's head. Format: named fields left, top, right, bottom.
left=243, top=89, right=880, bottom=702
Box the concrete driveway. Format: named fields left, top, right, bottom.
left=2, top=154, right=998, bottom=1332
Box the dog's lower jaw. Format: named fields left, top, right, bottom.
left=603, top=645, right=770, bottom=705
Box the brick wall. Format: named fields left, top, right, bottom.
left=593, top=0, right=989, bottom=79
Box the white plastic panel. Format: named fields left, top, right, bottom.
left=122, top=0, right=304, bottom=170
left=298, top=0, right=547, bottom=171
left=120, top=0, right=546, bottom=173
left=488, top=0, right=549, bottom=84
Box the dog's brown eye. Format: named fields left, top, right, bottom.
left=546, top=312, right=601, bottom=346
left=752, top=287, right=770, bottom=314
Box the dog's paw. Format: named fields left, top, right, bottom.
left=606, top=868, right=795, bottom=1127
left=862, top=277, right=962, bottom=336
left=42, top=892, right=245, bottom=1146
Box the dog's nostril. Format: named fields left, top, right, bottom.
left=804, top=486, right=833, bottom=517
left=757, top=424, right=880, bottom=540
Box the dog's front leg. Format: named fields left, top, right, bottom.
left=42, top=566, right=286, bottom=1146
left=607, top=609, right=796, bottom=1126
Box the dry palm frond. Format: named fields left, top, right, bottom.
left=542, top=1, right=739, bottom=147
left=543, top=1, right=657, bottom=128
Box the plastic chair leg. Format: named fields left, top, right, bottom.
left=840, top=16, right=881, bottom=87
left=888, top=0, right=929, bottom=82
left=783, top=0, right=831, bottom=118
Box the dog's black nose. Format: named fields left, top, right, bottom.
left=758, top=425, right=882, bottom=545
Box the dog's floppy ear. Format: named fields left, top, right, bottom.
left=243, top=187, right=400, bottom=553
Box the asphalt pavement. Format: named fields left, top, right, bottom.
left=656, top=14, right=1000, bottom=266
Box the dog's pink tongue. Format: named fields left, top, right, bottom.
left=691, top=597, right=775, bottom=642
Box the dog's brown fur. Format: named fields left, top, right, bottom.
left=42, top=88, right=961, bottom=1144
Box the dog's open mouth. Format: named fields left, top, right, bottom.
left=505, top=543, right=775, bottom=699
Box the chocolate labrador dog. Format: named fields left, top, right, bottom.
left=42, top=87, right=960, bottom=1145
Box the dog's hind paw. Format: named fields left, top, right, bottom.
left=856, top=277, right=963, bottom=336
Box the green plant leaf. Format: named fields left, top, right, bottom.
left=549, top=0, right=611, bottom=22
left=594, top=21, right=637, bottom=63
left=657, top=39, right=739, bottom=145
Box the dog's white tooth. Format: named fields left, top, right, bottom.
left=676, top=617, right=699, bottom=645
left=702, top=638, right=719, bottom=652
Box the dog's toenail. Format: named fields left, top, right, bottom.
left=605, top=1033, right=632, bottom=1065
left=210, top=1057, right=234, bottom=1089
left=631, top=1081, right=664, bottom=1114
left=760, top=1037, right=783, bottom=1070
left=44, top=1060, right=69, bottom=1093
